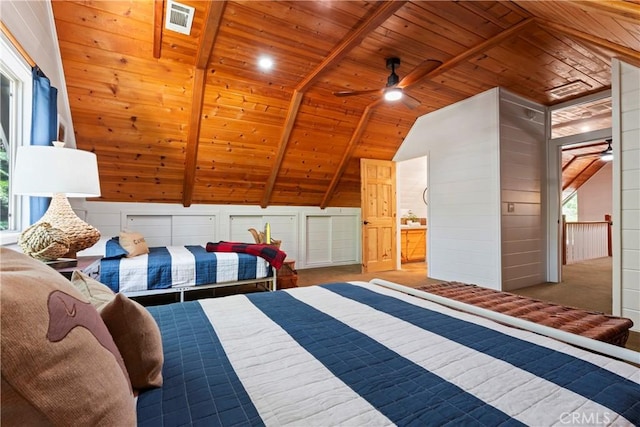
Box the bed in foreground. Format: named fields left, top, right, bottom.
left=137, top=281, right=640, bottom=426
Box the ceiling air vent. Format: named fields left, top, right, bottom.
left=546, top=81, right=591, bottom=99
left=165, top=0, right=195, bottom=35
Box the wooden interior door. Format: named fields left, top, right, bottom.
left=361, top=158, right=396, bottom=273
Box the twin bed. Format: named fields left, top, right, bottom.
left=98, top=240, right=278, bottom=301
left=136, top=280, right=640, bottom=426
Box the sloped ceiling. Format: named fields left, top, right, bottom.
left=50, top=1, right=640, bottom=208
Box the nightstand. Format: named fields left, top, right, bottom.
left=48, top=256, right=102, bottom=280
left=276, top=260, right=298, bottom=289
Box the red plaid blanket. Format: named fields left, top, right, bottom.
left=205, top=241, right=287, bottom=269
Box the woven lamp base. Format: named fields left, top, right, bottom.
left=38, top=193, right=101, bottom=258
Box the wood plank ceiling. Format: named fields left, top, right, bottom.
left=51, top=1, right=640, bottom=208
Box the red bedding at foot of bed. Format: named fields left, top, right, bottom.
left=205, top=241, right=287, bottom=269
left=417, top=282, right=633, bottom=347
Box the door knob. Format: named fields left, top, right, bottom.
left=363, top=221, right=370, bottom=225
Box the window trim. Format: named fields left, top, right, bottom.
left=1, top=32, right=33, bottom=244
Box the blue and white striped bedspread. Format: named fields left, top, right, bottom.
left=137, top=282, right=640, bottom=427
left=100, top=245, right=270, bottom=293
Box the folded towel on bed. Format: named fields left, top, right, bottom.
left=205, top=241, right=287, bottom=269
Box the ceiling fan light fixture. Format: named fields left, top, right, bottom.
left=384, top=88, right=403, bottom=101
left=600, top=139, right=613, bottom=161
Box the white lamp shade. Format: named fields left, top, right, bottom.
left=13, top=145, right=101, bottom=197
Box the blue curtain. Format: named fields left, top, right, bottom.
left=29, top=66, right=58, bottom=224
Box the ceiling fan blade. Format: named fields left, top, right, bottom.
left=398, top=59, right=443, bottom=89
left=400, top=93, right=421, bottom=109
left=333, top=88, right=383, bottom=97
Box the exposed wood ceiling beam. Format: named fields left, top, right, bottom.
left=567, top=0, right=640, bottom=23
left=182, top=68, right=207, bottom=207
left=260, top=1, right=407, bottom=208
left=195, top=1, right=227, bottom=69
left=182, top=1, right=227, bottom=206
left=320, top=18, right=535, bottom=207
left=296, top=1, right=408, bottom=92
left=536, top=18, right=640, bottom=63
left=153, top=0, right=163, bottom=58
left=410, top=18, right=535, bottom=86
left=320, top=103, right=377, bottom=209
left=459, top=2, right=522, bottom=29
left=260, top=90, right=304, bottom=208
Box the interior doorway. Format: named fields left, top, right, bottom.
left=396, top=156, right=428, bottom=271
left=546, top=92, right=613, bottom=313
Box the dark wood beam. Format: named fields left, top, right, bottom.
left=296, top=1, right=408, bottom=92
left=182, top=2, right=227, bottom=206
left=182, top=68, right=207, bottom=207
left=260, top=90, right=304, bottom=208
left=320, top=103, right=377, bottom=209
left=565, top=0, right=640, bottom=24
left=405, top=18, right=535, bottom=90
left=153, top=0, right=164, bottom=58
left=261, top=1, right=406, bottom=207
left=195, top=1, right=227, bottom=69
left=536, top=18, right=640, bottom=62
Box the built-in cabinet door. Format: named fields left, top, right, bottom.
left=401, top=229, right=426, bottom=263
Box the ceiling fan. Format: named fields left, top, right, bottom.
left=333, top=57, right=442, bottom=109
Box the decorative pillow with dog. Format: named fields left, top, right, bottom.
left=0, top=248, right=135, bottom=425
left=119, top=230, right=149, bottom=257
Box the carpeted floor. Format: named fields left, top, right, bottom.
left=295, top=257, right=639, bottom=353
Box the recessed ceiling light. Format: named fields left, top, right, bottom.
left=258, top=56, right=274, bottom=70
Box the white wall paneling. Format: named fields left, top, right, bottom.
left=124, top=215, right=172, bottom=247
left=396, top=88, right=503, bottom=289
left=396, top=88, right=546, bottom=290
left=304, top=213, right=360, bottom=267
left=499, top=90, right=546, bottom=290
left=172, top=215, right=216, bottom=246
left=73, top=201, right=360, bottom=270
left=306, top=216, right=331, bottom=265
left=612, top=59, right=640, bottom=331
left=229, top=214, right=298, bottom=262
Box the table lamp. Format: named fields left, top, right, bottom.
left=13, top=142, right=101, bottom=258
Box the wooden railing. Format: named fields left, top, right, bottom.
left=563, top=215, right=612, bottom=265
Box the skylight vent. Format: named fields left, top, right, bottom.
left=165, top=0, right=195, bottom=35
left=547, top=81, right=591, bottom=99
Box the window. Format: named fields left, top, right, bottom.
left=563, top=193, right=578, bottom=222
left=0, top=33, right=32, bottom=242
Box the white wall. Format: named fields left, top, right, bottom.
left=612, top=59, right=640, bottom=331
left=2, top=0, right=75, bottom=146
left=72, top=200, right=361, bottom=270
left=577, top=162, right=612, bottom=222
left=396, top=89, right=502, bottom=289
left=397, top=156, right=427, bottom=220
left=499, top=90, right=546, bottom=290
